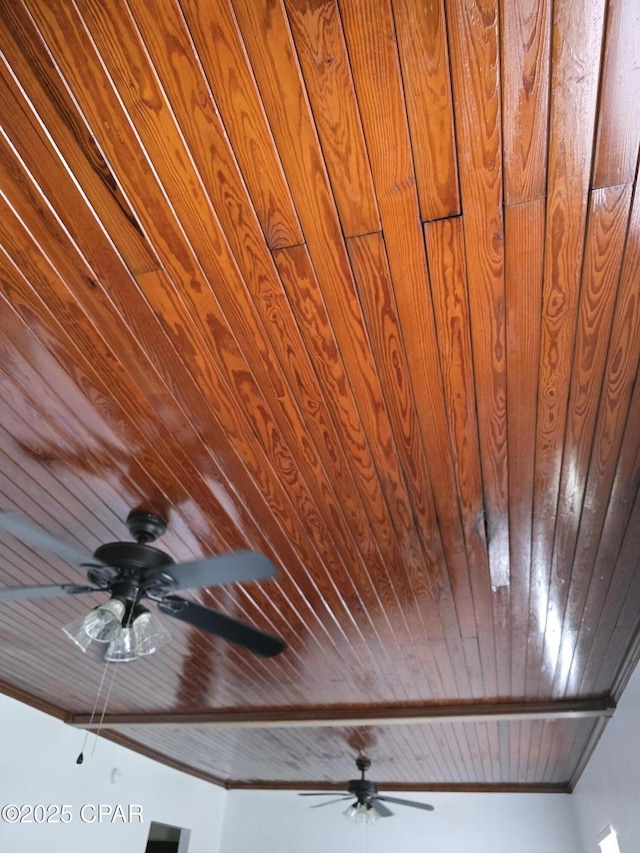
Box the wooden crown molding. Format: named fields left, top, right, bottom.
left=229, top=780, right=572, bottom=794
left=71, top=696, right=616, bottom=730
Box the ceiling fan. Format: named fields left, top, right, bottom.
left=299, top=757, right=434, bottom=824
left=0, top=509, right=286, bottom=661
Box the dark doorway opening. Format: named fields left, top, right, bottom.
left=145, top=820, right=190, bottom=853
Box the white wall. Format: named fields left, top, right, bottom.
left=0, top=692, right=226, bottom=853
left=220, top=787, right=582, bottom=853
left=573, top=661, right=640, bottom=852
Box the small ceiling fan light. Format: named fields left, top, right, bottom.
left=83, top=599, right=126, bottom=642
left=343, top=803, right=358, bottom=820
left=105, top=626, right=138, bottom=662
left=343, top=802, right=378, bottom=826
left=62, top=613, right=95, bottom=653
left=359, top=804, right=379, bottom=826
left=132, top=608, right=171, bottom=656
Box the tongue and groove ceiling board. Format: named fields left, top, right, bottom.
left=0, top=0, right=639, bottom=793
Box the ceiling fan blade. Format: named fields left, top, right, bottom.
left=0, top=583, right=98, bottom=602
left=376, top=795, right=434, bottom=811
left=309, top=797, right=352, bottom=809
left=0, top=511, right=95, bottom=566
left=370, top=798, right=394, bottom=818
left=165, top=550, right=278, bottom=591
left=157, top=596, right=286, bottom=657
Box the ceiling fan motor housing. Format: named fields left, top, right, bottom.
left=347, top=778, right=378, bottom=800
left=85, top=512, right=179, bottom=597
left=87, top=542, right=178, bottom=597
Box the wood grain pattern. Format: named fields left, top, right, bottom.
left=0, top=3, right=159, bottom=275
left=392, top=0, right=460, bottom=219
left=346, top=232, right=473, bottom=692
left=337, top=1, right=481, bottom=678
left=592, top=0, right=640, bottom=188
left=174, top=0, right=303, bottom=249
left=526, top=0, right=606, bottom=697
left=0, top=0, right=639, bottom=791
left=282, top=0, right=380, bottom=236
left=545, top=184, right=632, bottom=694
left=423, top=218, right=498, bottom=695
left=228, top=1, right=442, bottom=673
left=500, top=0, right=551, bottom=203
left=0, top=137, right=249, bottom=555
left=273, top=243, right=443, bottom=668
left=559, top=182, right=640, bottom=698
left=446, top=0, right=510, bottom=705
left=111, top=0, right=432, bottom=669
left=579, top=464, right=640, bottom=699
left=446, top=0, right=509, bottom=603
left=505, top=200, right=545, bottom=699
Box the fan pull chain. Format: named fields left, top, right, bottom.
left=89, top=601, right=135, bottom=756
left=76, top=658, right=111, bottom=764
left=90, top=657, right=121, bottom=756
left=77, top=605, right=133, bottom=763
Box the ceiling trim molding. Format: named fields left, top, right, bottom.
left=228, top=780, right=572, bottom=794
left=71, top=696, right=615, bottom=730
left=0, top=680, right=71, bottom=723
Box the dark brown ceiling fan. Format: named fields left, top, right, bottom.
left=299, top=757, right=435, bottom=823
left=0, top=509, right=286, bottom=660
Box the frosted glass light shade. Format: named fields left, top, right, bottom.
left=343, top=802, right=378, bottom=825
left=132, top=609, right=171, bottom=656
left=62, top=613, right=95, bottom=652
left=83, top=599, right=126, bottom=642
left=105, top=626, right=137, bottom=662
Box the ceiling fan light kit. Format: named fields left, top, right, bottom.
left=1, top=509, right=286, bottom=661
left=62, top=586, right=172, bottom=661
left=63, top=587, right=173, bottom=662
left=343, top=802, right=379, bottom=825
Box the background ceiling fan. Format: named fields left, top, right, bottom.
left=0, top=509, right=286, bottom=661
left=299, top=757, right=435, bottom=824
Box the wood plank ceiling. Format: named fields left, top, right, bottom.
left=0, top=0, right=639, bottom=793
